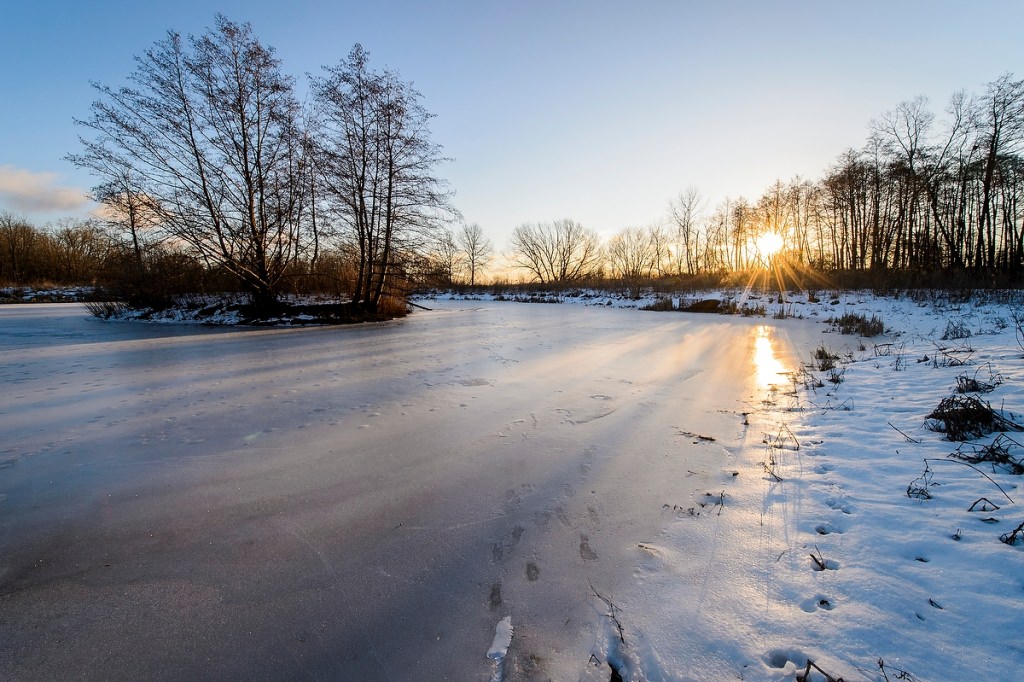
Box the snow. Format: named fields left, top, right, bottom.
left=488, top=615, right=515, bottom=681
left=2, top=293, right=1024, bottom=680
left=0, top=285, right=94, bottom=302
left=578, top=290, right=1024, bottom=681
left=488, top=615, right=514, bottom=660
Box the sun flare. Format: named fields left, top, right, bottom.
left=754, top=232, right=784, bottom=259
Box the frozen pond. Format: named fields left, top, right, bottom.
left=0, top=301, right=818, bottom=680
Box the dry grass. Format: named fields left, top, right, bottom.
left=830, top=312, right=885, bottom=336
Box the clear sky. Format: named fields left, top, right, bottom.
left=2, top=0, right=1022, bottom=248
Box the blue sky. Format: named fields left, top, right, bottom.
left=2, top=1, right=1022, bottom=247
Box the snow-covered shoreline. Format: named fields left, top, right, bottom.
left=576, top=291, right=1024, bottom=681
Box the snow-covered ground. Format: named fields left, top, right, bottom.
left=0, top=285, right=94, bottom=303
left=2, top=293, right=1023, bottom=680
left=562, top=290, right=1024, bottom=682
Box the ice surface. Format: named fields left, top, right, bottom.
left=3, top=295, right=1023, bottom=680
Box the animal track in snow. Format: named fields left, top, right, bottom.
left=825, top=497, right=854, bottom=514
left=800, top=594, right=836, bottom=612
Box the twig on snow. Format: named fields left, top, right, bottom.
left=924, top=457, right=1014, bottom=504
left=888, top=421, right=922, bottom=443
left=797, top=658, right=844, bottom=682
left=589, top=580, right=625, bottom=644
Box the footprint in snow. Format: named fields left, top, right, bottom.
left=491, top=526, right=525, bottom=562
left=579, top=534, right=599, bottom=561
left=489, top=583, right=502, bottom=610
left=825, top=497, right=853, bottom=514
left=764, top=648, right=810, bottom=671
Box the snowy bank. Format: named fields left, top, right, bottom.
left=584, top=291, right=1024, bottom=681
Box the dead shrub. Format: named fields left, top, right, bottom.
left=906, top=461, right=934, bottom=500
left=926, top=395, right=1023, bottom=441
left=84, top=299, right=129, bottom=319
left=941, top=318, right=972, bottom=340
left=813, top=344, right=838, bottom=371
left=1000, top=520, right=1024, bottom=546
left=955, top=367, right=1002, bottom=394
left=949, top=434, right=1024, bottom=475
left=830, top=312, right=885, bottom=336
left=375, top=295, right=411, bottom=318
left=931, top=341, right=974, bottom=367
left=1011, top=307, right=1024, bottom=356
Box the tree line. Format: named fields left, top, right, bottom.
left=0, top=213, right=111, bottom=286
left=563, top=74, right=1024, bottom=286
left=2, top=20, right=1021, bottom=300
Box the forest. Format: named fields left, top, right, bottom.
left=1, top=15, right=1022, bottom=310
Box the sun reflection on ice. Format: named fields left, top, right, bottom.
left=753, top=325, right=788, bottom=389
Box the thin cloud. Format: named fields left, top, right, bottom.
left=0, top=165, right=90, bottom=213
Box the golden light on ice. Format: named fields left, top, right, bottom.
left=753, top=325, right=787, bottom=388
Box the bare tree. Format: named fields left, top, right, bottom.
left=921, top=91, right=974, bottom=268
left=92, top=168, right=161, bottom=271
left=606, top=226, right=658, bottom=281
left=974, top=74, right=1024, bottom=269
left=873, top=97, right=934, bottom=268
left=311, top=44, right=456, bottom=311
left=70, top=16, right=314, bottom=309
left=50, top=218, right=109, bottom=282
left=874, top=96, right=934, bottom=176
left=606, top=226, right=664, bottom=296
left=667, top=187, right=703, bottom=275
left=507, top=219, right=602, bottom=283
left=431, top=227, right=464, bottom=285
left=647, top=224, right=671, bottom=277
left=0, top=212, right=43, bottom=283
left=458, top=222, right=492, bottom=285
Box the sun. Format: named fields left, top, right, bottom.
left=754, top=231, right=784, bottom=260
